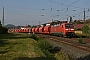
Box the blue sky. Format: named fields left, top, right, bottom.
left=0, top=0, right=90, bottom=26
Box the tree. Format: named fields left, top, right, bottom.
left=74, top=27, right=77, bottom=31
left=86, top=19, right=90, bottom=24
left=51, top=21, right=62, bottom=25
left=27, top=24, right=31, bottom=27
left=74, top=20, right=84, bottom=24
left=0, top=20, right=2, bottom=27
left=82, top=24, right=90, bottom=34
left=0, top=20, right=8, bottom=34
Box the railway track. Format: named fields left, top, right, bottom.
left=49, top=37, right=90, bottom=52
left=68, top=37, right=90, bottom=42
left=36, top=34, right=90, bottom=53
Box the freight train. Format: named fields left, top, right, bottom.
left=9, top=22, right=75, bottom=37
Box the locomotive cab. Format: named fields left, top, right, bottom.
left=64, top=23, right=74, bottom=36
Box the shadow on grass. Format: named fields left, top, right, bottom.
left=0, top=39, right=10, bottom=54
left=0, top=33, right=31, bottom=39
left=0, top=33, right=18, bottom=39
left=1, top=36, right=31, bottom=39
left=49, top=46, right=61, bottom=54
left=76, top=54, right=90, bottom=60
left=13, top=57, right=54, bottom=60
left=0, top=39, right=9, bottom=46
left=0, top=51, right=9, bottom=54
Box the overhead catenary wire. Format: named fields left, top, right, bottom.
left=48, top=0, right=80, bottom=19
left=48, top=0, right=90, bottom=9
left=47, top=0, right=90, bottom=21
left=47, top=0, right=90, bottom=20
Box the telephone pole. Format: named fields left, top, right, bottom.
left=2, top=7, right=4, bottom=26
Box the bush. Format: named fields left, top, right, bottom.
left=0, top=21, right=8, bottom=34
left=30, top=35, right=57, bottom=60
left=2, top=27, right=8, bottom=34
left=77, top=37, right=83, bottom=44
left=0, top=26, right=8, bottom=34
left=42, top=50, right=56, bottom=60
left=30, top=34, right=39, bottom=41
left=82, top=24, right=90, bottom=34
left=74, top=27, right=77, bottom=31
left=38, top=39, right=53, bottom=51
left=38, top=39, right=57, bottom=60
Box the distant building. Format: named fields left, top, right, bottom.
left=74, top=20, right=84, bottom=24
left=74, top=24, right=84, bottom=30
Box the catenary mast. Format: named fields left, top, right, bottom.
left=2, top=7, right=4, bottom=26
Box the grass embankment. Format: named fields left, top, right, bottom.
left=0, top=33, right=44, bottom=60
left=0, top=33, right=70, bottom=60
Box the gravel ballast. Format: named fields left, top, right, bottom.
left=46, top=39, right=90, bottom=60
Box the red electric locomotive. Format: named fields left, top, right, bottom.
left=50, top=23, right=74, bottom=37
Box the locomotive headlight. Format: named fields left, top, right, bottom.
left=65, top=29, right=68, bottom=30
left=71, top=29, right=74, bottom=30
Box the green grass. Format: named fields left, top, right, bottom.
left=0, top=33, right=45, bottom=60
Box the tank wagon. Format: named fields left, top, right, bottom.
left=35, top=27, right=39, bottom=33
left=38, top=26, right=44, bottom=34
left=44, top=26, right=51, bottom=34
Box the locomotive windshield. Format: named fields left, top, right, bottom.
left=65, top=24, right=74, bottom=28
